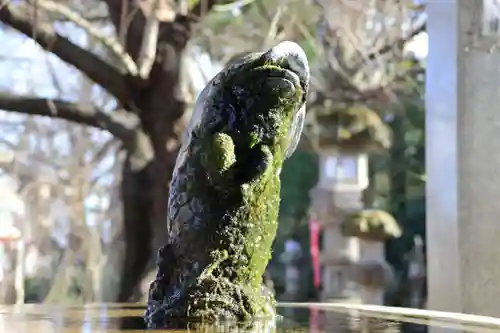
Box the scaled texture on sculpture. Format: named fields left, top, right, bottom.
left=145, top=41, right=310, bottom=328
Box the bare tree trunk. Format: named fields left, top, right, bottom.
left=0, top=0, right=216, bottom=301
left=119, top=44, right=188, bottom=301
left=102, top=0, right=215, bottom=301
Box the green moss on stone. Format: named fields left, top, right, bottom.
left=341, top=209, right=402, bottom=241
left=312, top=104, right=392, bottom=153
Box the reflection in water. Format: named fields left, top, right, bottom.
left=0, top=304, right=493, bottom=333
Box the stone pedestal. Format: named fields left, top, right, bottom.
left=340, top=209, right=399, bottom=307
left=427, top=0, right=500, bottom=316
left=310, top=186, right=363, bottom=301
left=353, top=241, right=394, bottom=305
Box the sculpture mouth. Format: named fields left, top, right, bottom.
left=283, top=67, right=308, bottom=98
left=262, top=67, right=308, bottom=106
left=283, top=68, right=302, bottom=91
left=264, top=66, right=304, bottom=96
left=260, top=41, right=310, bottom=99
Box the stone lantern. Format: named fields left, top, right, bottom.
left=309, top=152, right=369, bottom=302
left=341, top=209, right=401, bottom=305
left=307, top=102, right=392, bottom=304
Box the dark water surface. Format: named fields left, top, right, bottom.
left=0, top=303, right=499, bottom=333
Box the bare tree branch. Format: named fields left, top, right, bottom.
left=34, top=0, right=139, bottom=76
left=0, top=1, right=129, bottom=104
left=0, top=93, right=136, bottom=139
left=262, top=3, right=283, bottom=49
left=185, top=0, right=217, bottom=22
left=213, top=0, right=255, bottom=12
left=137, top=0, right=160, bottom=78
left=367, top=22, right=426, bottom=60
left=0, top=93, right=154, bottom=170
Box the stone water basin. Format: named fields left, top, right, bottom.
left=1, top=302, right=500, bottom=332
